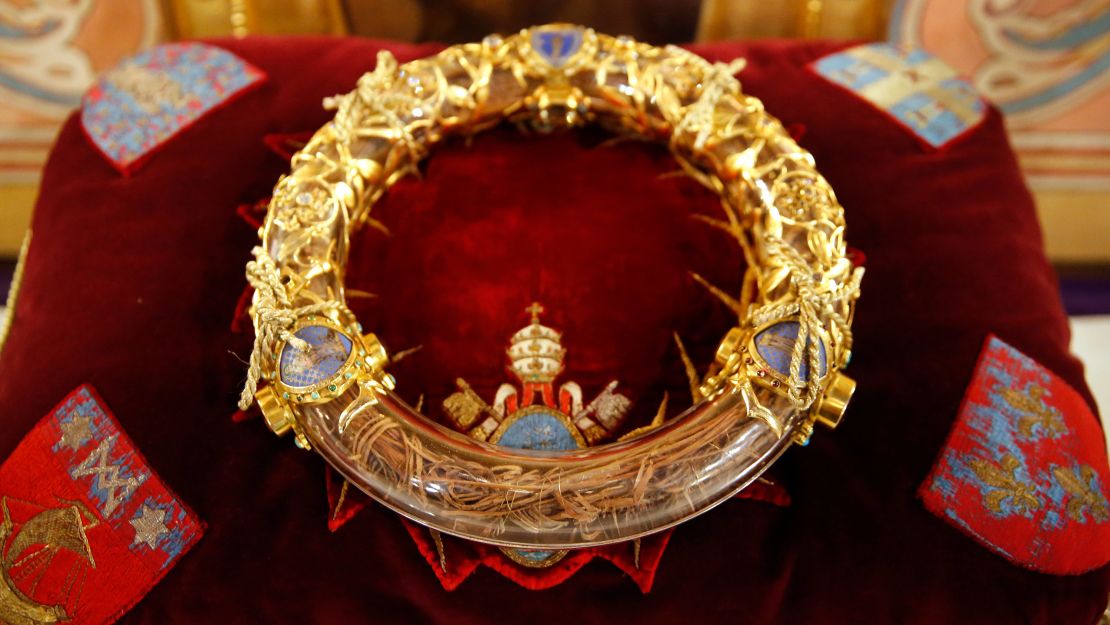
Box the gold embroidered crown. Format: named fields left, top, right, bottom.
left=507, top=303, right=566, bottom=383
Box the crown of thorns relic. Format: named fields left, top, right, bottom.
left=240, top=24, right=863, bottom=548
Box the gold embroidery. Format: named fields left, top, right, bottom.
left=1053, top=465, right=1110, bottom=523
left=581, top=381, right=632, bottom=432
left=968, top=454, right=1042, bottom=515
left=1001, top=384, right=1067, bottom=438
left=0, top=497, right=97, bottom=625
left=70, top=436, right=143, bottom=517
left=57, top=412, right=93, bottom=452
left=442, top=379, right=491, bottom=429
left=443, top=303, right=631, bottom=447
left=440, top=304, right=633, bottom=568
left=106, top=65, right=189, bottom=115
left=129, top=505, right=169, bottom=549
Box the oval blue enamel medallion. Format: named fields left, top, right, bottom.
left=279, top=325, right=353, bottom=389
left=754, top=321, right=827, bottom=381
left=497, top=409, right=580, bottom=451
left=531, top=27, right=583, bottom=68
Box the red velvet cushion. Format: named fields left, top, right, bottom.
left=1, top=36, right=1105, bottom=624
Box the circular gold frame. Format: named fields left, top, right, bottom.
left=241, top=24, right=863, bottom=548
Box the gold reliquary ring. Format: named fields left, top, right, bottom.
left=241, top=24, right=864, bottom=549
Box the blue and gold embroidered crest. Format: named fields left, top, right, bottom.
left=81, top=43, right=265, bottom=173
left=811, top=43, right=986, bottom=149
left=442, top=303, right=632, bottom=567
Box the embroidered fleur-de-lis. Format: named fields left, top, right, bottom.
left=1000, top=383, right=1066, bottom=439
left=1052, top=464, right=1110, bottom=523
left=967, top=454, right=1042, bottom=515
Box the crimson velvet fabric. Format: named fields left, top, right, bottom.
left=1, top=36, right=1106, bottom=624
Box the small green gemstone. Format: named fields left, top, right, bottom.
left=282, top=392, right=290, bottom=400
left=344, top=372, right=353, bottom=379
left=296, top=395, right=303, bottom=401
left=311, top=391, right=320, bottom=400
left=328, top=384, right=337, bottom=392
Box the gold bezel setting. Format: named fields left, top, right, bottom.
left=744, top=318, right=831, bottom=392
left=274, top=316, right=358, bottom=402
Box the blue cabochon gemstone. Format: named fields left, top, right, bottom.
left=279, top=325, right=353, bottom=389
left=531, top=27, right=583, bottom=68
left=754, top=321, right=828, bottom=381
left=498, top=410, right=580, bottom=451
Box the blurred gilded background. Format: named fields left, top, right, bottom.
left=2, top=0, right=1109, bottom=262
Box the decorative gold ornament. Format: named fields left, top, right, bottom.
left=240, top=24, right=864, bottom=549
left=442, top=302, right=634, bottom=568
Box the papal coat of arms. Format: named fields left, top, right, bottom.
left=441, top=303, right=633, bottom=567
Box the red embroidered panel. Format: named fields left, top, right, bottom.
left=398, top=518, right=674, bottom=592
left=920, top=335, right=1110, bottom=574
left=0, top=385, right=204, bottom=625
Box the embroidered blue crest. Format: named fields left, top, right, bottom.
left=81, top=43, right=265, bottom=173
left=496, top=407, right=582, bottom=451
left=440, top=303, right=634, bottom=568
left=442, top=302, right=631, bottom=448
left=811, top=43, right=985, bottom=149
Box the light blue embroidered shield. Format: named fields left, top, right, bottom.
left=754, top=320, right=828, bottom=381
left=279, top=326, right=353, bottom=389
left=497, top=409, right=580, bottom=451
left=531, top=27, right=584, bottom=68
left=81, top=43, right=265, bottom=173
left=810, top=43, right=985, bottom=149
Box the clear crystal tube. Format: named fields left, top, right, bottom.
left=300, top=384, right=795, bottom=548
